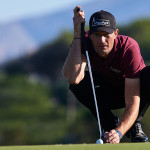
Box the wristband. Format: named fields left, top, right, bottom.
left=115, top=129, right=122, bottom=139
left=74, top=38, right=81, bottom=39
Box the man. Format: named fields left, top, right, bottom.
left=62, top=6, right=149, bottom=143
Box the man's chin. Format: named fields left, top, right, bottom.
left=96, top=49, right=108, bottom=53
left=97, top=52, right=108, bottom=58
left=95, top=49, right=109, bottom=58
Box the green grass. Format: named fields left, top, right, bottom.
left=0, top=143, right=149, bottom=150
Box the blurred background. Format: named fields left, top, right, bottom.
left=0, top=0, right=150, bottom=145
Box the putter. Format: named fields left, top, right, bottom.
left=136, top=103, right=150, bottom=122
left=77, top=8, right=103, bottom=144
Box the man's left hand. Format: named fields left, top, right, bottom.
left=104, top=129, right=120, bottom=144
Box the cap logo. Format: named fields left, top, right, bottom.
left=92, top=18, right=110, bottom=27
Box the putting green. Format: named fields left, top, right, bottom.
left=0, top=143, right=149, bottom=150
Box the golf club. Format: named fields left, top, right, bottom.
left=77, top=8, right=103, bottom=144
left=136, top=103, right=150, bottom=122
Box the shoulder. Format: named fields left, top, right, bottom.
left=115, top=35, right=140, bottom=49
left=118, top=35, right=145, bottom=78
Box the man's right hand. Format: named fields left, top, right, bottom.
left=73, top=6, right=85, bottom=38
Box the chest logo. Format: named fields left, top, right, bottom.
left=110, top=66, right=122, bottom=74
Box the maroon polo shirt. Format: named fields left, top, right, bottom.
left=83, top=34, right=146, bottom=80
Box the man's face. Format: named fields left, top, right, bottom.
left=90, top=29, right=118, bottom=58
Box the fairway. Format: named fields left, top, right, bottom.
left=0, top=143, right=149, bottom=150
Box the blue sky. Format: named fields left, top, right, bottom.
left=0, top=0, right=92, bottom=23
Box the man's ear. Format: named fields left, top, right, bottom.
left=114, top=29, right=119, bottom=37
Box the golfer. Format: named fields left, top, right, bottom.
left=62, top=6, right=149, bottom=143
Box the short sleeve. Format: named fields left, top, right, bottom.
left=121, top=41, right=145, bottom=78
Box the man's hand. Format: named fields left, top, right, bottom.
left=73, top=6, right=85, bottom=38
left=104, top=130, right=120, bottom=144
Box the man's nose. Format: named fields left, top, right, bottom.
left=98, top=36, right=105, bottom=43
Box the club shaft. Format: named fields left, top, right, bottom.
left=77, top=7, right=102, bottom=139
left=86, top=51, right=102, bottom=139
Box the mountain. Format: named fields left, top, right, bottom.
left=0, top=23, right=38, bottom=64
left=0, top=0, right=150, bottom=65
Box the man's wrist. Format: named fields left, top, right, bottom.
left=115, top=129, right=123, bottom=139
left=74, top=32, right=81, bottom=39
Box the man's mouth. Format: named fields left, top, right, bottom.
left=98, top=45, right=108, bottom=49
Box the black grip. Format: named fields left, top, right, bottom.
left=76, top=8, right=81, bottom=13
left=76, top=8, right=85, bottom=36
left=76, top=8, right=84, bottom=32
left=76, top=7, right=87, bottom=52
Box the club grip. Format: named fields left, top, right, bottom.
left=76, top=7, right=87, bottom=51
left=76, top=8, right=81, bottom=13
left=76, top=8, right=85, bottom=34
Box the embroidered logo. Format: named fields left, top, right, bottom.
left=92, top=17, right=110, bottom=27
left=110, top=66, right=122, bottom=74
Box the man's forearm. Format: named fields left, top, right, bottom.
left=62, top=39, right=86, bottom=84
left=115, top=78, right=141, bottom=136
left=116, top=96, right=140, bottom=136
left=62, top=6, right=86, bottom=84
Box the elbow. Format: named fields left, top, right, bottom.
left=62, top=66, right=85, bottom=84
left=62, top=70, right=84, bottom=85
left=68, top=77, right=82, bottom=85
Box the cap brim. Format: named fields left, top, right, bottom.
left=89, top=27, right=115, bottom=34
